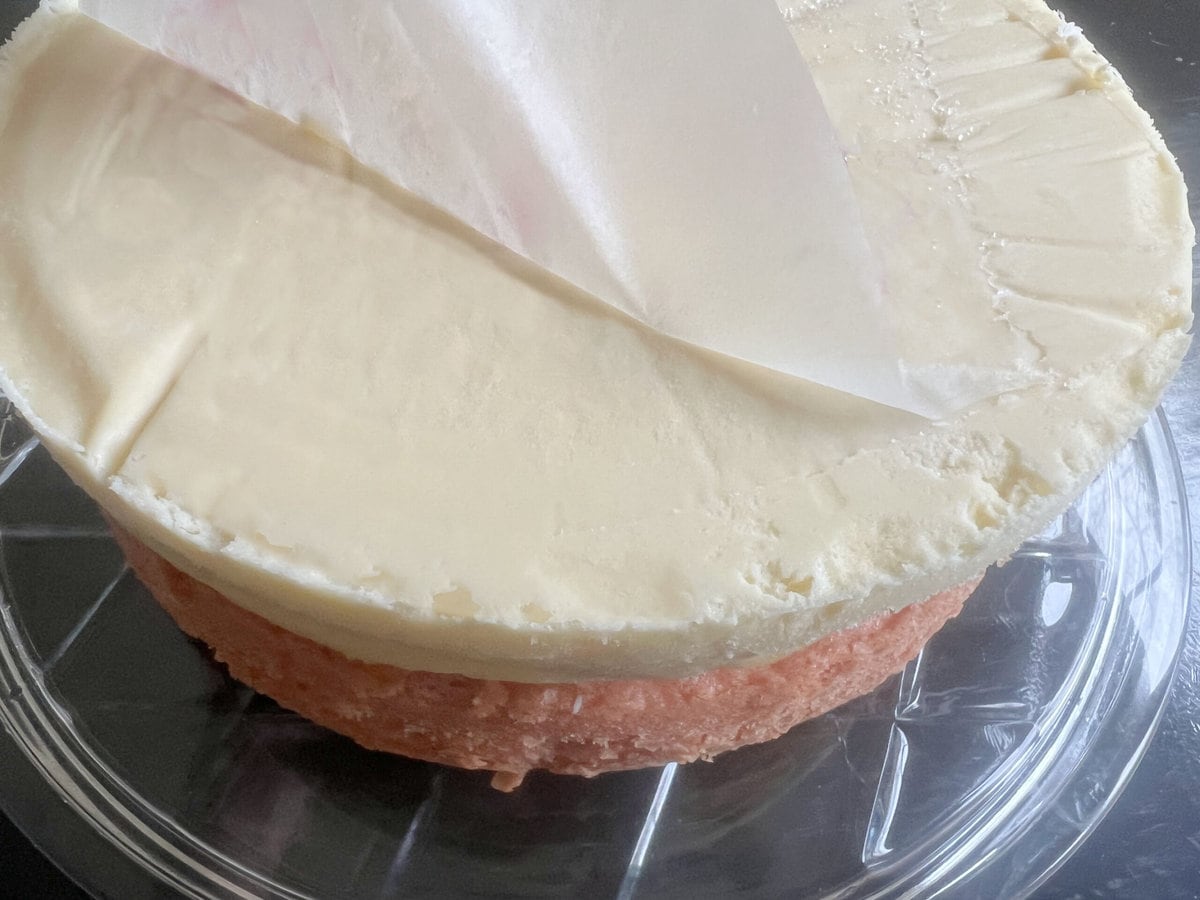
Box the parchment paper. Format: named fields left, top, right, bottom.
left=69, top=0, right=968, bottom=416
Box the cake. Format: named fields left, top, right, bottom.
left=0, top=1, right=1191, bottom=789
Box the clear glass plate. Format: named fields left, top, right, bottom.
left=0, top=393, right=1190, bottom=899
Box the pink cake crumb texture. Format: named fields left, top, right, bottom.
left=111, top=524, right=977, bottom=790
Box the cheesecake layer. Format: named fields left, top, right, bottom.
left=0, top=1, right=1191, bottom=681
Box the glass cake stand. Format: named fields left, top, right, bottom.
left=0, top=393, right=1190, bottom=899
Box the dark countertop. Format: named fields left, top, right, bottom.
left=2, top=1, right=1199, bottom=897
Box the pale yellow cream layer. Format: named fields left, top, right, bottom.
left=0, top=0, right=1190, bottom=681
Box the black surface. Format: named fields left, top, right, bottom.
left=2, top=1, right=1200, bottom=898
left=0, top=811, right=86, bottom=899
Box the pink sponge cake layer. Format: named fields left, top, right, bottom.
left=111, top=524, right=976, bottom=790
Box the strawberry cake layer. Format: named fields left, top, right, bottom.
left=113, top=523, right=975, bottom=790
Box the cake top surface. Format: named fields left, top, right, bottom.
left=0, top=0, right=1191, bottom=681
left=75, top=0, right=944, bottom=416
